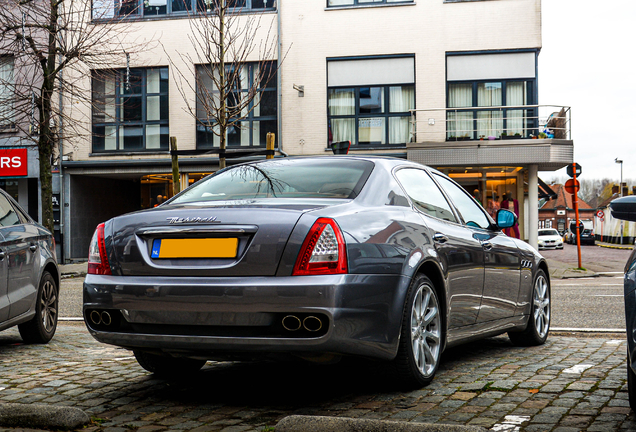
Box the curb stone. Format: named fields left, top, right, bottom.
left=0, top=403, right=90, bottom=430
left=275, top=415, right=488, bottom=432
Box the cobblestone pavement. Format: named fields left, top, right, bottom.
left=1, top=323, right=635, bottom=432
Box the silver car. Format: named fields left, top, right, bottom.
left=83, top=156, right=550, bottom=387
left=0, top=189, right=59, bottom=343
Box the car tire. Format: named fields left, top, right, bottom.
left=18, top=271, right=58, bottom=344
left=628, top=352, right=636, bottom=411
left=134, top=351, right=206, bottom=376
left=508, top=269, right=550, bottom=346
left=391, top=274, right=443, bottom=388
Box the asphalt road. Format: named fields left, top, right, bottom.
left=60, top=243, right=633, bottom=331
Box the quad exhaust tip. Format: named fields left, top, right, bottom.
left=89, top=310, right=112, bottom=326
left=282, top=315, right=323, bottom=332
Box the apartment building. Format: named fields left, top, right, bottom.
left=57, top=0, right=573, bottom=260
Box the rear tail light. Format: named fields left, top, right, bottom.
left=88, top=223, right=111, bottom=275
left=293, top=218, right=347, bottom=276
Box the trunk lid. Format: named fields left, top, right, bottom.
left=108, top=199, right=345, bottom=277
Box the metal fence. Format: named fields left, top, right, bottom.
left=409, top=105, right=571, bottom=143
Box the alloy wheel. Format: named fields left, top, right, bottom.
left=40, top=279, right=58, bottom=333
left=533, top=274, right=550, bottom=338
left=411, top=283, right=441, bottom=378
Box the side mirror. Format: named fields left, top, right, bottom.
left=496, top=209, right=517, bottom=229
left=610, top=196, right=636, bottom=221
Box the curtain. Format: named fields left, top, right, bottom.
left=389, top=85, right=414, bottom=144
left=477, top=83, right=502, bottom=138
left=506, top=81, right=526, bottom=136
left=447, top=83, right=472, bottom=139
left=328, top=88, right=355, bottom=143
left=0, top=58, right=14, bottom=127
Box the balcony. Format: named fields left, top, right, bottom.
left=407, top=105, right=573, bottom=171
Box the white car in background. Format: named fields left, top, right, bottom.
left=538, top=228, right=563, bottom=250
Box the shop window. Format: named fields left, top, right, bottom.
left=92, top=67, right=169, bottom=153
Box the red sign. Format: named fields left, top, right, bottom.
left=597, top=210, right=604, bottom=219
left=0, top=148, right=28, bottom=177
left=564, top=178, right=580, bottom=195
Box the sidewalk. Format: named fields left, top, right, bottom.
left=59, top=261, right=88, bottom=279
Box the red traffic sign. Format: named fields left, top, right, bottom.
left=597, top=210, right=604, bottom=219
left=564, top=178, right=580, bottom=195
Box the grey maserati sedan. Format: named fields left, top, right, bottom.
left=83, top=156, right=550, bottom=387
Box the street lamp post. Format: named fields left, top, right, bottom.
left=615, top=158, right=624, bottom=245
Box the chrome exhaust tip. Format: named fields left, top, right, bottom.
left=282, top=315, right=302, bottom=331
left=303, top=316, right=322, bottom=332
left=90, top=310, right=102, bottom=325
left=101, top=311, right=112, bottom=326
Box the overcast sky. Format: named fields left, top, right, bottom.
left=538, top=0, right=636, bottom=183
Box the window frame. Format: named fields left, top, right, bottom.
left=92, top=67, right=170, bottom=154
left=446, top=78, right=537, bottom=140
left=195, top=61, right=278, bottom=149
left=0, top=56, right=15, bottom=130
left=394, top=167, right=459, bottom=224
left=327, top=83, right=414, bottom=149
left=326, top=0, right=414, bottom=8
left=92, top=0, right=275, bottom=21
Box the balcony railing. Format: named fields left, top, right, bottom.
left=409, top=105, right=571, bottom=143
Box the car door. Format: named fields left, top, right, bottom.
left=395, top=168, right=485, bottom=328
left=0, top=192, right=40, bottom=320
left=432, top=174, right=521, bottom=323
left=0, top=230, right=8, bottom=323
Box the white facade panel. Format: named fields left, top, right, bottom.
left=447, top=52, right=536, bottom=81
left=328, top=57, right=415, bottom=87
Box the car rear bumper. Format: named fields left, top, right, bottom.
left=83, top=273, right=411, bottom=361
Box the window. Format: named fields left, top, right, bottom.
left=171, top=158, right=374, bottom=204
left=328, top=0, right=412, bottom=7
left=395, top=168, right=456, bottom=223
left=92, top=0, right=274, bottom=20
left=433, top=174, right=490, bottom=229
left=0, top=57, right=14, bottom=130
left=196, top=62, right=277, bottom=148
left=327, top=57, right=414, bottom=148
left=0, top=193, right=21, bottom=227
left=92, top=67, right=169, bottom=153
left=447, top=80, right=534, bottom=139
left=446, top=52, right=537, bottom=140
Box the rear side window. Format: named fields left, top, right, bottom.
left=172, top=159, right=374, bottom=204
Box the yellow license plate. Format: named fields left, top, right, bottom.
left=151, top=238, right=238, bottom=258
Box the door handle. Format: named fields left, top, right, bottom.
left=433, top=233, right=448, bottom=244
left=482, top=241, right=493, bottom=251
left=29, top=244, right=38, bottom=252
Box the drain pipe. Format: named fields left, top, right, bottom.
left=57, top=53, right=65, bottom=263
left=276, top=0, right=283, bottom=154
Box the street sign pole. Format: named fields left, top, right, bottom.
left=572, top=163, right=582, bottom=269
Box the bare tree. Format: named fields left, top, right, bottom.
left=0, top=0, right=144, bottom=232
left=168, top=0, right=285, bottom=169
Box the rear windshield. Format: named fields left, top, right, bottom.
left=539, top=229, right=559, bottom=236
left=171, top=158, right=374, bottom=204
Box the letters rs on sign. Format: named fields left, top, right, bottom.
left=0, top=148, right=28, bottom=177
